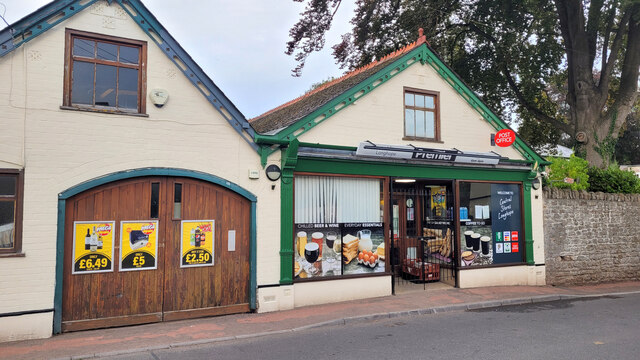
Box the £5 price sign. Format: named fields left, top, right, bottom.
left=120, top=220, right=159, bottom=271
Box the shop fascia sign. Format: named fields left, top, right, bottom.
left=356, top=141, right=502, bottom=165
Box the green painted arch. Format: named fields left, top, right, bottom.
left=54, top=167, right=257, bottom=334
left=58, top=167, right=257, bottom=202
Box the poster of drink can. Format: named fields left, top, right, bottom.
left=72, top=221, right=115, bottom=274
left=120, top=220, right=159, bottom=272
left=180, top=220, right=215, bottom=268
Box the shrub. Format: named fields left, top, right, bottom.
left=546, top=155, right=590, bottom=191
left=587, top=166, right=640, bottom=194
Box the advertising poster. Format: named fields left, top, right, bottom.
left=180, top=220, right=214, bottom=268
left=342, top=223, right=385, bottom=275
left=490, top=184, right=523, bottom=264
left=294, top=223, right=341, bottom=279
left=120, top=220, right=158, bottom=272
left=72, top=221, right=115, bottom=274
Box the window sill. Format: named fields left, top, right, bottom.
left=60, top=106, right=149, bottom=117
left=0, top=252, right=25, bottom=258
left=402, top=137, right=444, bottom=144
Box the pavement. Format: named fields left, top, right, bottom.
left=2, top=281, right=640, bottom=360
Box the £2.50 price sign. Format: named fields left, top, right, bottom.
left=180, top=220, right=215, bottom=268
left=72, top=221, right=115, bottom=274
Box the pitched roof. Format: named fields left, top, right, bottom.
left=249, top=37, right=426, bottom=134
left=0, top=0, right=258, bottom=151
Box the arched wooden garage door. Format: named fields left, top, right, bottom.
left=61, top=176, right=251, bottom=332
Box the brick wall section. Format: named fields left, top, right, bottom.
left=544, top=188, right=640, bottom=285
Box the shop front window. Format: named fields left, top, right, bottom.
left=294, top=175, right=385, bottom=279
left=459, top=182, right=523, bottom=267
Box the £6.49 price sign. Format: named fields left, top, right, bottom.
left=72, top=221, right=115, bottom=274
left=180, top=220, right=215, bottom=267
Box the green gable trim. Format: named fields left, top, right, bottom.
left=255, top=43, right=547, bottom=167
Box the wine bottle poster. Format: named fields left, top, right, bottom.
left=72, top=221, right=115, bottom=274
left=119, top=220, right=159, bottom=272
left=180, top=220, right=215, bottom=268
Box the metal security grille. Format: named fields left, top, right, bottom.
left=390, top=181, right=456, bottom=292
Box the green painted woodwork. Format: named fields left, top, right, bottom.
left=295, top=157, right=531, bottom=182
left=279, top=141, right=299, bottom=284
left=254, top=43, right=548, bottom=168
left=523, top=182, right=535, bottom=265
left=54, top=168, right=258, bottom=334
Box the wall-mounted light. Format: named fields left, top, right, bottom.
left=265, top=164, right=282, bottom=181
left=532, top=177, right=541, bottom=190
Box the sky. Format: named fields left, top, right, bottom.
left=0, top=0, right=356, bottom=118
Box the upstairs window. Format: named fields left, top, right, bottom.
left=404, top=88, right=440, bottom=141
left=64, top=29, right=147, bottom=114
left=0, top=170, right=23, bottom=256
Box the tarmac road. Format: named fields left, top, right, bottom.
left=102, top=293, right=640, bottom=360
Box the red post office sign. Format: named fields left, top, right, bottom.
left=495, top=129, right=516, bottom=147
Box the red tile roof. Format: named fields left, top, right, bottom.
left=249, top=31, right=428, bottom=134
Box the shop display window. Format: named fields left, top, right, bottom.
left=0, top=170, right=23, bottom=255
left=459, top=182, right=524, bottom=267
left=63, top=29, right=147, bottom=114
left=294, top=175, right=385, bottom=280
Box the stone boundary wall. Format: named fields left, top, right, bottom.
left=543, top=188, right=640, bottom=285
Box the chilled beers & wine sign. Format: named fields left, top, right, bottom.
left=72, top=221, right=115, bottom=274
left=120, top=220, right=158, bottom=271
left=180, top=220, right=215, bottom=267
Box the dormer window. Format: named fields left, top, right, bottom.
left=63, top=29, right=147, bottom=115
left=404, top=88, right=440, bottom=141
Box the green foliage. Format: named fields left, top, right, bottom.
left=546, top=155, right=590, bottom=191
left=587, top=166, right=640, bottom=194
left=615, top=110, right=640, bottom=164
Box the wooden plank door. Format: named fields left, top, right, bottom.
left=62, top=178, right=166, bottom=332
left=162, top=177, right=251, bottom=321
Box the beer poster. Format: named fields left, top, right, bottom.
left=72, top=221, right=115, bottom=274
left=180, top=220, right=214, bottom=268
left=119, top=221, right=159, bottom=272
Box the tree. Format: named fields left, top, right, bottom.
left=286, top=0, right=640, bottom=167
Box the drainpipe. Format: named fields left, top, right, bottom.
left=278, top=139, right=299, bottom=284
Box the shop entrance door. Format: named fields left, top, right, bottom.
left=61, top=177, right=251, bottom=332
left=391, top=180, right=456, bottom=291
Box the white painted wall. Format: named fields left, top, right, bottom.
left=458, top=265, right=546, bottom=288
left=0, top=1, right=282, bottom=342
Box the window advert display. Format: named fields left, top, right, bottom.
left=294, top=223, right=385, bottom=279
left=459, top=182, right=523, bottom=267
left=72, top=221, right=115, bottom=274
left=119, top=220, right=158, bottom=271
left=180, top=220, right=214, bottom=268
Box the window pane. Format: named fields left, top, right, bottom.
left=119, top=46, right=139, bottom=64
left=405, top=109, right=415, bottom=136
left=425, top=95, right=435, bottom=109
left=71, top=61, right=95, bottom=105
left=0, top=201, right=14, bottom=248
left=415, top=110, right=426, bottom=137
left=97, top=42, right=118, bottom=61
left=0, top=201, right=14, bottom=226
left=73, top=38, right=94, bottom=58
left=118, top=67, right=139, bottom=109
left=426, top=111, right=435, bottom=138
left=404, top=93, right=414, bottom=106
left=415, top=94, right=425, bottom=107
left=0, top=177, right=16, bottom=196
left=95, top=64, right=117, bottom=107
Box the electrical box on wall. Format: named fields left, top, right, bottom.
left=248, top=169, right=260, bottom=179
